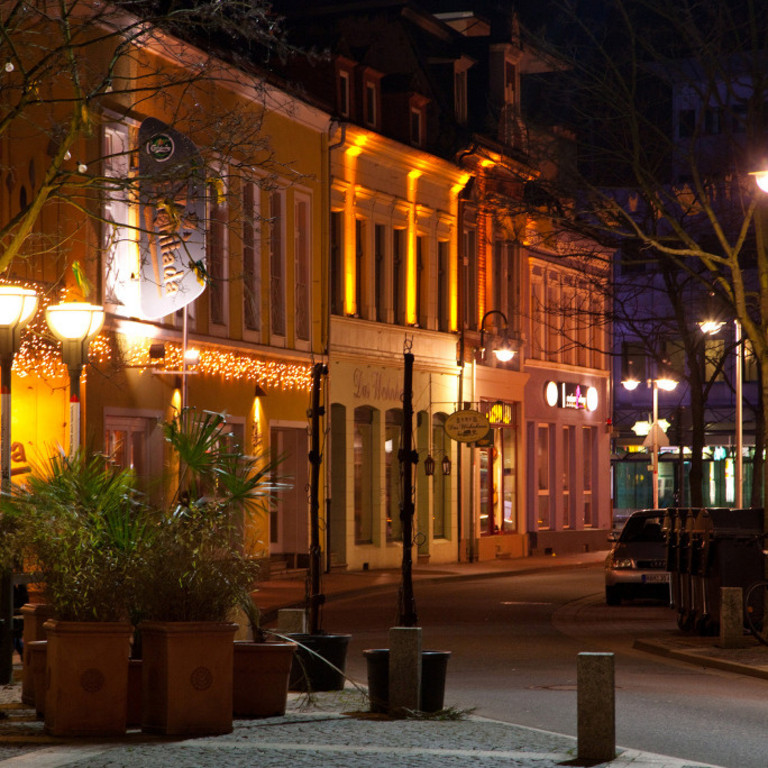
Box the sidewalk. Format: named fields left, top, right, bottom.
left=0, top=550, right=758, bottom=768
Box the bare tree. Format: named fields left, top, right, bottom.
left=0, top=0, right=297, bottom=296
left=518, top=0, right=768, bottom=513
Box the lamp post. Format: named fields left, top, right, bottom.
left=479, top=309, right=515, bottom=363
left=699, top=317, right=743, bottom=508
left=0, top=285, right=39, bottom=685
left=45, top=302, right=104, bottom=456
left=623, top=373, right=678, bottom=509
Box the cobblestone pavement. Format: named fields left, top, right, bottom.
left=0, top=686, right=725, bottom=768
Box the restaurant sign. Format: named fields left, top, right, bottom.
left=545, top=381, right=599, bottom=412
left=444, top=409, right=491, bottom=443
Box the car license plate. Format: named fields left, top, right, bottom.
left=642, top=573, right=670, bottom=584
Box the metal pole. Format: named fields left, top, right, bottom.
left=652, top=381, right=659, bottom=509
left=398, top=351, right=417, bottom=627
left=68, top=364, right=82, bottom=457
left=308, top=363, right=325, bottom=634
left=735, top=319, right=743, bottom=508
left=0, top=356, right=13, bottom=684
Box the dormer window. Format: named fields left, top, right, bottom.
left=505, top=60, right=516, bottom=105
left=364, top=81, right=377, bottom=126
left=410, top=107, right=422, bottom=145
left=358, top=67, right=382, bottom=129
left=455, top=70, right=467, bottom=123
left=409, top=94, right=428, bottom=147
left=338, top=70, right=351, bottom=117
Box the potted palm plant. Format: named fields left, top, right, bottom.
left=135, top=408, right=279, bottom=736
left=0, top=451, right=148, bottom=736
left=232, top=593, right=296, bottom=718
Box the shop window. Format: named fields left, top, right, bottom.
left=243, top=181, right=261, bottom=334
left=583, top=426, right=595, bottom=527
left=354, top=406, right=376, bottom=544
left=537, top=424, right=551, bottom=529
left=562, top=426, right=573, bottom=527
left=385, top=409, right=403, bottom=542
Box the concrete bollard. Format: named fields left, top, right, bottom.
left=718, top=587, right=748, bottom=649
left=577, top=652, right=616, bottom=762
left=277, top=608, right=307, bottom=635
left=388, top=626, right=422, bottom=716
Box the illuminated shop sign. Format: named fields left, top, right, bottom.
left=545, top=381, right=598, bottom=412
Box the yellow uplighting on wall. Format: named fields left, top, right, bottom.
left=405, top=169, right=422, bottom=326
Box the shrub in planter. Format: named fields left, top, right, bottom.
left=134, top=408, right=282, bottom=735
left=0, top=451, right=148, bottom=735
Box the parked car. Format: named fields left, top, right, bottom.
left=605, top=510, right=670, bottom=605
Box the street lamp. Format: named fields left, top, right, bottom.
left=0, top=285, right=38, bottom=686
left=479, top=310, right=515, bottom=363
left=622, top=373, right=678, bottom=509
left=45, top=302, right=104, bottom=455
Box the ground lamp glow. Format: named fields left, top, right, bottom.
left=45, top=302, right=104, bottom=456
left=0, top=285, right=39, bottom=684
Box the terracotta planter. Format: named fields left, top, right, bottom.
left=43, top=619, right=133, bottom=737
left=27, top=641, right=46, bottom=716
left=233, top=641, right=296, bottom=718
left=127, top=658, right=142, bottom=728
left=140, top=621, right=237, bottom=736
left=20, top=604, right=54, bottom=706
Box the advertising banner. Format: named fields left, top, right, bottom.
left=138, top=118, right=206, bottom=319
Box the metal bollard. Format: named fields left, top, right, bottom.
left=577, top=652, right=616, bottom=762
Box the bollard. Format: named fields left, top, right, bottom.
left=277, top=608, right=307, bottom=635
left=577, top=652, right=615, bottom=762
left=718, top=587, right=748, bottom=649
left=388, top=626, right=421, bottom=716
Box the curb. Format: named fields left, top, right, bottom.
left=633, top=638, right=768, bottom=680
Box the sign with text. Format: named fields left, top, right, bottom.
left=444, top=409, right=491, bottom=443
left=545, top=381, right=598, bottom=412
left=138, top=118, right=206, bottom=320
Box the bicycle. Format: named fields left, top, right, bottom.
left=744, top=577, right=768, bottom=645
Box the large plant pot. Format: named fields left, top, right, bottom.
left=140, top=621, right=237, bottom=736
left=20, top=604, right=54, bottom=706
left=43, top=619, right=133, bottom=736
left=363, top=648, right=451, bottom=714
left=127, top=658, right=142, bottom=728
left=28, top=641, right=46, bottom=716
left=233, top=641, right=296, bottom=718
left=287, top=633, right=351, bottom=692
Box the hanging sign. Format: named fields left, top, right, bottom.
left=545, top=381, right=599, bottom=412
left=138, top=118, right=207, bottom=320
left=444, top=409, right=491, bottom=443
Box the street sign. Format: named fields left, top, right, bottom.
left=642, top=422, right=670, bottom=448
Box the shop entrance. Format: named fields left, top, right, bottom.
left=270, top=425, right=309, bottom=568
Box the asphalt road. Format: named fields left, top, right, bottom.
left=322, top=562, right=768, bottom=768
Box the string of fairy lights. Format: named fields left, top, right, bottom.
left=8, top=286, right=313, bottom=392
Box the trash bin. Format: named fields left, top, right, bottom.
left=664, top=508, right=697, bottom=631
left=690, top=508, right=763, bottom=636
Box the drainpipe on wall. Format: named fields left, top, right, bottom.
left=324, top=120, right=347, bottom=573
